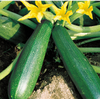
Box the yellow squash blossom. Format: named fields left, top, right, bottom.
left=76, top=0, right=93, bottom=19
left=52, top=2, right=73, bottom=24
left=18, top=1, right=52, bottom=23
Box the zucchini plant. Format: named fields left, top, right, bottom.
left=0, top=1, right=100, bottom=99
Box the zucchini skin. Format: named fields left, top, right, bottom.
left=8, top=20, right=53, bottom=99
left=52, top=25, right=100, bottom=99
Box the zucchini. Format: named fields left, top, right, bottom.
left=52, top=25, right=100, bottom=99
left=0, top=16, right=31, bottom=44
left=8, top=20, right=53, bottom=99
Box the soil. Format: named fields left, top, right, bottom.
left=0, top=1, right=100, bottom=99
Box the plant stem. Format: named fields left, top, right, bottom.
left=91, top=2, right=100, bottom=7
left=68, top=30, right=100, bottom=40
left=68, top=1, right=78, bottom=13
left=68, top=0, right=72, bottom=10
left=76, top=37, right=100, bottom=46
left=0, top=51, right=21, bottom=80
left=70, top=13, right=82, bottom=23
left=79, top=47, right=100, bottom=53
left=91, top=0, right=95, bottom=3
left=0, top=9, right=37, bottom=29
left=65, top=22, right=100, bottom=33
left=93, top=7, right=100, bottom=17
left=62, top=20, right=65, bottom=27
left=0, top=1, right=12, bottom=9
left=92, top=65, right=100, bottom=74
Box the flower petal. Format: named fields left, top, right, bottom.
left=40, top=4, right=53, bottom=13
left=85, top=6, right=93, bottom=19
left=63, top=11, right=72, bottom=24
left=52, top=5, right=61, bottom=14
left=36, top=12, right=43, bottom=23
left=88, top=12, right=93, bottom=19
left=35, top=1, right=42, bottom=7
left=21, top=0, right=37, bottom=11
left=53, top=15, right=62, bottom=21
left=41, top=4, right=53, bottom=11
left=85, top=0, right=90, bottom=8
left=35, top=0, right=53, bottom=10
left=76, top=9, right=85, bottom=14
left=66, top=10, right=73, bottom=17
left=88, top=6, right=93, bottom=12
left=61, top=2, right=68, bottom=14
left=77, top=2, right=85, bottom=9
left=18, top=11, right=36, bottom=21
left=65, top=17, right=71, bottom=24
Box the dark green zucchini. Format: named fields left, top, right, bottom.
left=52, top=25, right=100, bottom=99
left=0, top=16, right=30, bottom=44
left=8, top=20, right=53, bottom=99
